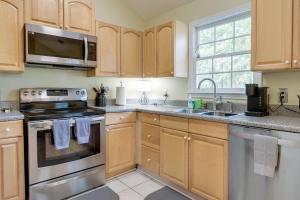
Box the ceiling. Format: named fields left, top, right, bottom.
left=125, top=0, right=195, bottom=20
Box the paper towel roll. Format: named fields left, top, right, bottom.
left=116, top=87, right=126, bottom=105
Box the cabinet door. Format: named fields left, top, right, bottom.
left=189, top=134, right=228, bottom=200
left=25, top=0, right=63, bottom=28
left=0, top=0, right=24, bottom=72
left=0, top=137, right=24, bottom=200
left=160, top=128, right=188, bottom=189
left=121, top=28, right=142, bottom=77
left=156, top=22, right=174, bottom=77
left=63, top=0, right=95, bottom=35
left=293, top=0, right=300, bottom=68
left=106, top=123, right=136, bottom=177
left=92, top=21, right=120, bottom=77
left=143, top=27, right=156, bottom=77
left=252, top=0, right=293, bottom=71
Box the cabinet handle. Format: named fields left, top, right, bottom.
left=294, top=60, right=299, bottom=64
left=147, top=158, right=151, bottom=162
left=5, top=128, right=10, bottom=132
left=285, top=60, right=290, bottom=64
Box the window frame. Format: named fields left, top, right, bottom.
left=188, top=3, right=261, bottom=98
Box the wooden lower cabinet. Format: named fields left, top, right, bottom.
left=106, top=123, right=136, bottom=177
left=160, top=128, right=188, bottom=189
left=141, top=145, right=160, bottom=175
left=189, top=134, right=228, bottom=200
left=0, top=137, right=24, bottom=200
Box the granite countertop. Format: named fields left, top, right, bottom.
left=0, top=111, right=24, bottom=122
left=90, top=104, right=300, bottom=133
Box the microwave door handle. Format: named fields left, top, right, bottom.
left=84, top=36, right=88, bottom=64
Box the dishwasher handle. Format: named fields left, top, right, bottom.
left=230, top=127, right=300, bottom=148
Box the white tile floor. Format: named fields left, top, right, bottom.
left=107, top=171, right=164, bottom=200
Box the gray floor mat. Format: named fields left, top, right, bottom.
left=145, top=186, right=191, bottom=200
left=70, top=186, right=119, bottom=200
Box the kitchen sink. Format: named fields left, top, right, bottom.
left=202, top=111, right=238, bottom=117
left=173, top=108, right=206, bottom=114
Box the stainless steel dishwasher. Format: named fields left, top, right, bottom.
left=229, top=125, right=300, bottom=200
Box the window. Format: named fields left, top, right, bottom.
left=189, top=5, right=261, bottom=96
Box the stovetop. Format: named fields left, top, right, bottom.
left=22, top=108, right=105, bottom=121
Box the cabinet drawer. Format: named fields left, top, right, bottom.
left=189, top=119, right=228, bottom=140
left=0, top=120, right=23, bottom=139
left=106, top=112, right=136, bottom=125
left=141, top=146, right=160, bottom=175
left=141, top=123, right=160, bottom=150
left=141, top=113, right=159, bottom=125
left=160, top=115, right=188, bottom=132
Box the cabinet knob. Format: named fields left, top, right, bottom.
left=147, top=158, right=151, bottom=162
left=183, top=136, right=188, bottom=140
left=153, top=118, right=157, bottom=121
left=285, top=60, right=290, bottom=64
left=170, top=72, right=174, bottom=75
left=294, top=60, right=299, bottom=64
left=147, top=134, right=152, bottom=138
left=120, top=116, right=124, bottom=120
left=187, top=137, right=191, bottom=141
left=5, top=128, right=10, bottom=132
left=106, top=129, right=110, bottom=132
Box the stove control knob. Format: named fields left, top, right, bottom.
left=38, top=91, right=43, bottom=96
left=31, top=91, right=37, bottom=96
left=76, top=91, right=80, bottom=95
left=81, top=91, right=85, bottom=96
left=23, top=91, right=29, bottom=96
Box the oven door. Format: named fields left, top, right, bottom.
left=25, top=23, right=97, bottom=68
left=27, top=116, right=105, bottom=185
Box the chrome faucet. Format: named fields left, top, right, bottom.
left=197, top=78, right=218, bottom=111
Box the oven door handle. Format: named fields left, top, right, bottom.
left=84, top=36, right=88, bottom=64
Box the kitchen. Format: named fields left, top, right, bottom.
left=0, top=0, right=300, bottom=200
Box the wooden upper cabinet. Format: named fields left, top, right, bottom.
left=143, top=27, right=156, bottom=77
left=160, top=128, right=188, bottom=189
left=156, top=21, right=188, bottom=77
left=121, top=28, right=142, bottom=77
left=189, top=134, right=228, bottom=200
left=0, top=0, right=24, bottom=72
left=0, top=137, right=24, bottom=200
left=89, top=21, right=121, bottom=77
left=252, top=0, right=293, bottom=71
left=25, top=0, right=63, bottom=28
left=64, top=0, right=95, bottom=35
left=293, top=0, right=300, bottom=68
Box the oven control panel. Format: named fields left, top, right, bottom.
left=20, top=88, right=88, bottom=103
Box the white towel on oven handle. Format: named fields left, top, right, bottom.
left=75, top=117, right=91, bottom=144
left=53, top=119, right=71, bottom=150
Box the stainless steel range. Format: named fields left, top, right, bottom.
left=20, top=88, right=106, bottom=200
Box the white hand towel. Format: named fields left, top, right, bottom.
left=254, top=134, right=278, bottom=177
left=53, top=119, right=71, bottom=150
left=75, top=117, right=91, bottom=144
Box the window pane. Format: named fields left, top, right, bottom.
left=235, top=17, right=251, bottom=36
left=215, top=39, right=233, bottom=55
left=197, top=59, right=212, bottom=74
left=214, top=73, right=231, bottom=88
left=233, top=54, right=250, bottom=71
left=216, top=22, right=234, bottom=40
left=199, top=43, right=214, bottom=57
left=213, top=57, right=231, bottom=72
left=196, top=74, right=213, bottom=89
left=232, top=72, right=253, bottom=88
left=235, top=36, right=251, bottom=52
left=198, top=27, right=214, bottom=44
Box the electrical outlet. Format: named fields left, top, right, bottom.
left=278, top=88, right=288, bottom=103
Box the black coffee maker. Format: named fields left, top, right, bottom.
left=245, top=84, right=269, bottom=117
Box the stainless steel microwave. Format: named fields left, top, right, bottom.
left=25, top=23, right=97, bottom=69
